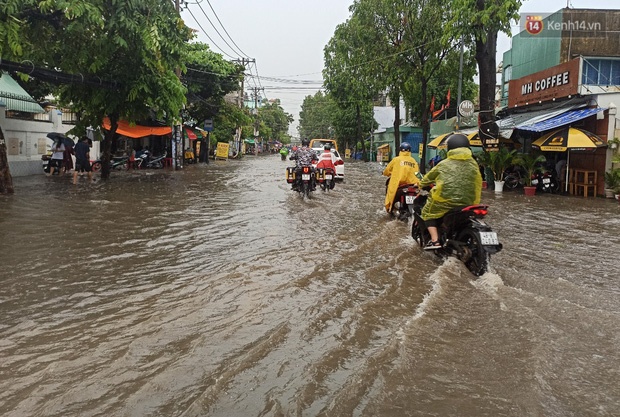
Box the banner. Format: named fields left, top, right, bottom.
left=216, top=142, right=229, bottom=159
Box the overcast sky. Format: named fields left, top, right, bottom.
left=180, top=0, right=618, bottom=137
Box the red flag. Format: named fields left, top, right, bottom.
left=430, top=95, right=435, bottom=115
left=446, top=88, right=451, bottom=108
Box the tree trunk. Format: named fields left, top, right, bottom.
left=101, top=115, right=118, bottom=180
left=0, top=126, right=15, bottom=194
left=393, top=102, right=401, bottom=157
left=356, top=104, right=367, bottom=161
left=475, top=27, right=499, bottom=150
left=419, top=80, right=429, bottom=174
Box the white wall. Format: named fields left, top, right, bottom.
left=1, top=105, right=100, bottom=177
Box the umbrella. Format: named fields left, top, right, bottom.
left=46, top=132, right=75, bottom=147
left=531, top=127, right=607, bottom=192
left=428, top=131, right=481, bottom=149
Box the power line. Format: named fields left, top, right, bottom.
left=204, top=0, right=251, bottom=58
left=194, top=2, right=244, bottom=59
left=186, top=6, right=238, bottom=60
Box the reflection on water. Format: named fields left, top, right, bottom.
left=1, top=157, right=619, bottom=416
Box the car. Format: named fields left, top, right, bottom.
left=309, top=139, right=338, bottom=153
left=312, top=148, right=345, bottom=182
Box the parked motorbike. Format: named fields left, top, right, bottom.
left=286, top=165, right=316, bottom=199
left=91, top=156, right=129, bottom=172
left=184, top=148, right=195, bottom=164
left=41, top=154, right=55, bottom=174
left=316, top=167, right=336, bottom=192
left=531, top=170, right=560, bottom=193
left=411, top=193, right=502, bottom=276
left=502, top=167, right=524, bottom=190
left=135, top=151, right=167, bottom=169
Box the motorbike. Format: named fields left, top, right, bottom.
left=41, top=154, right=56, bottom=174
left=184, top=148, right=195, bottom=164
left=286, top=165, right=316, bottom=198
left=531, top=170, right=560, bottom=193
left=135, top=151, right=167, bottom=169
left=281, top=152, right=287, bottom=161
left=91, top=155, right=129, bottom=172
left=502, top=167, right=523, bottom=190
left=411, top=193, right=502, bottom=276
left=316, top=167, right=336, bottom=192
left=385, top=178, right=420, bottom=221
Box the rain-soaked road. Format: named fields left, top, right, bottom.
left=1, top=155, right=620, bottom=416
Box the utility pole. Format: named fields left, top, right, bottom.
left=250, top=87, right=264, bottom=153
left=456, top=36, right=464, bottom=130
left=232, top=58, right=255, bottom=154
left=173, top=0, right=182, bottom=170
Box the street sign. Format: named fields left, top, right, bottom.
left=458, top=100, right=475, bottom=118
left=203, top=119, right=214, bottom=132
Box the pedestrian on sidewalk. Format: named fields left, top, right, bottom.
left=73, top=136, right=94, bottom=185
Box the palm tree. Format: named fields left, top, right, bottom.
left=488, top=147, right=518, bottom=181
left=515, top=152, right=546, bottom=187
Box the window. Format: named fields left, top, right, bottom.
left=582, top=58, right=620, bottom=86
left=504, top=65, right=512, bottom=82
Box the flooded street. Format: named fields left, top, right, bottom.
left=1, top=156, right=620, bottom=416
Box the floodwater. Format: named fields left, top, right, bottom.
left=1, top=156, right=619, bottom=417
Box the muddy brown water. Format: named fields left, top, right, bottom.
left=1, top=156, right=619, bottom=416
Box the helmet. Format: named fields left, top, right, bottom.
left=446, top=133, right=470, bottom=150
left=324, top=144, right=331, bottom=150
left=301, top=138, right=310, bottom=146
left=400, top=142, right=412, bottom=152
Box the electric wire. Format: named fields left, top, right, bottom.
left=205, top=0, right=252, bottom=58
left=186, top=6, right=238, bottom=60
left=194, top=2, right=245, bottom=60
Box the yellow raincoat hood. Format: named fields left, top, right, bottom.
left=419, top=148, right=482, bottom=220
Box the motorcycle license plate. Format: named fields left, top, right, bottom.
left=302, top=174, right=310, bottom=180
left=325, top=174, right=332, bottom=180
left=543, top=178, right=550, bottom=184
left=405, top=195, right=415, bottom=204
left=479, top=232, right=499, bottom=246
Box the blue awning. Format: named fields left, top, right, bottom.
left=518, top=108, right=606, bottom=132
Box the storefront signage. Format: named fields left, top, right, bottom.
left=508, top=58, right=579, bottom=108
left=216, top=142, right=229, bottom=160
left=459, top=100, right=475, bottom=118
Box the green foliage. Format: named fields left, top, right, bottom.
left=487, top=147, right=518, bottom=181
left=604, top=169, right=620, bottom=189
left=257, top=99, right=293, bottom=143
left=298, top=91, right=336, bottom=140
left=514, top=152, right=546, bottom=187
left=211, top=102, right=251, bottom=144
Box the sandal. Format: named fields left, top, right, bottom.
left=424, top=240, right=442, bottom=250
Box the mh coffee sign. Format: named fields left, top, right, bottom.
left=508, top=58, right=579, bottom=108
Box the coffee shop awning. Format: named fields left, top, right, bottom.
left=516, top=107, right=607, bottom=132
left=102, top=118, right=172, bottom=138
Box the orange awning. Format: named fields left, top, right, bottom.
left=103, top=118, right=172, bottom=138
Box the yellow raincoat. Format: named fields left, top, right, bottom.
left=383, top=151, right=420, bottom=211
left=420, top=147, right=482, bottom=220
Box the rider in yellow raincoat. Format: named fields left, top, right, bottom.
left=419, top=133, right=482, bottom=249
left=383, top=142, right=420, bottom=212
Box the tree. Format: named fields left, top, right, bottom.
left=448, top=0, right=522, bottom=150
left=298, top=91, right=336, bottom=140
left=324, top=17, right=378, bottom=159
left=257, top=99, right=293, bottom=143
left=0, top=0, right=192, bottom=184
left=346, top=0, right=458, bottom=170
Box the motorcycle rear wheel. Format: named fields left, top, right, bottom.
left=302, top=183, right=310, bottom=199
left=411, top=220, right=430, bottom=248
left=91, top=162, right=102, bottom=172
left=457, top=229, right=489, bottom=276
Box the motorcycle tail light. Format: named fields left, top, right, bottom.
left=303, top=167, right=310, bottom=173
left=473, top=209, right=488, bottom=216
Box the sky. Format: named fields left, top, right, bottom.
left=180, top=0, right=618, bottom=137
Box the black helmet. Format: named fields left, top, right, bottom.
left=446, top=133, right=470, bottom=150
left=301, top=138, right=310, bottom=146
left=400, top=142, right=412, bottom=152
left=324, top=144, right=331, bottom=150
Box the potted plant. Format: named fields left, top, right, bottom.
left=487, top=147, right=518, bottom=193
left=606, top=169, right=620, bottom=199
left=473, top=151, right=493, bottom=190
left=515, top=152, right=546, bottom=196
